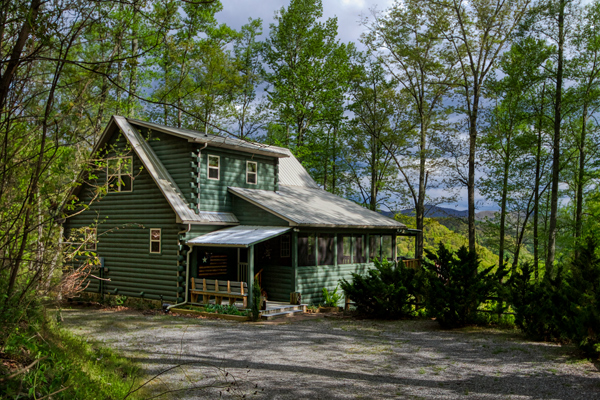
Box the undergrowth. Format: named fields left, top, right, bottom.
left=0, top=309, right=145, bottom=400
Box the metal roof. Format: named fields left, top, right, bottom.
left=127, top=119, right=290, bottom=158
left=276, top=148, right=320, bottom=188
left=114, top=117, right=239, bottom=225
left=229, top=185, right=405, bottom=229
left=187, top=225, right=292, bottom=247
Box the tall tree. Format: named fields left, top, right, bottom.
left=365, top=0, right=455, bottom=258
left=429, top=0, right=531, bottom=253
left=263, top=0, right=351, bottom=150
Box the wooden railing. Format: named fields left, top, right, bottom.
left=402, top=259, right=421, bottom=269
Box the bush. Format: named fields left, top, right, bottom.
left=423, top=244, right=505, bottom=328
left=340, top=258, right=422, bottom=318
left=509, top=263, right=568, bottom=341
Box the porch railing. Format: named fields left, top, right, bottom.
left=402, top=259, right=421, bottom=269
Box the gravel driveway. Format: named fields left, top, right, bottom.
left=61, top=308, right=599, bottom=399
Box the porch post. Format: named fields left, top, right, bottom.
left=414, top=234, right=418, bottom=259
left=248, top=245, right=255, bottom=311
left=334, top=233, right=338, bottom=267
left=366, top=234, right=370, bottom=263
left=291, top=230, right=298, bottom=293
left=392, top=233, right=397, bottom=265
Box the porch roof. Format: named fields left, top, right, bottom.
left=187, top=225, right=292, bottom=248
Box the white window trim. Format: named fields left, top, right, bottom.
left=207, top=155, right=220, bottom=181
left=106, top=156, right=133, bottom=193
left=246, top=160, right=257, bottom=185
left=85, top=227, right=97, bottom=251
left=150, top=228, right=161, bottom=254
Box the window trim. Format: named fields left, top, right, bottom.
left=106, top=156, right=133, bottom=193
left=207, top=155, right=220, bottom=181
left=150, top=228, right=162, bottom=254
left=85, top=227, right=97, bottom=251
left=246, top=160, right=257, bottom=185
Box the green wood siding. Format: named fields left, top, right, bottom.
left=232, top=196, right=289, bottom=226
left=199, top=148, right=277, bottom=213
left=296, top=263, right=373, bottom=305
left=142, top=128, right=197, bottom=211
left=64, top=131, right=180, bottom=302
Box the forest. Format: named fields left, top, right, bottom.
left=0, top=0, right=599, bottom=397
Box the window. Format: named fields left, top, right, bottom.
left=369, top=235, right=381, bottom=261
left=318, top=234, right=334, bottom=265
left=208, top=155, right=220, bottom=180
left=246, top=161, right=257, bottom=184
left=107, top=157, right=133, bottom=192
left=150, top=229, right=161, bottom=254
left=281, top=235, right=290, bottom=258
left=85, top=227, right=97, bottom=251
left=298, top=233, right=316, bottom=266
left=382, top=235, right=393, bottom=261
left=354, top=235, right=366, bottom=263
left=337, top=235, right=352, bottom=264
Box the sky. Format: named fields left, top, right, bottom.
left=215, top=0, right=520, bottom=212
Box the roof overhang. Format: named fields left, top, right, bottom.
left=187, top=225, right=292, bottom=248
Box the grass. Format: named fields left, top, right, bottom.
left=0, top=313, right=146, bottom=400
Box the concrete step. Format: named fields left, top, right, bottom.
left=260, top=309, right=305, bottom=320
left=261, top=304, right=306, bottom=315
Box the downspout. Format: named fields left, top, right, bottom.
left=167, top=243, right=192, bottom=311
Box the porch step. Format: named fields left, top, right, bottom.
left=260, top=304, right=307, bottom=315
left=261, top=309, right=305, bottom=320
left=260, top=304, right=307, bottom=320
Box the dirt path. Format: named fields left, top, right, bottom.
left=61, top=308, right=599, bottom=399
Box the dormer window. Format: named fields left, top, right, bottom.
left=246, top=161, right=257, bottom=184
left=208, top=155, right=220, bottom=180
left=107, top=156, right=133, bottom=192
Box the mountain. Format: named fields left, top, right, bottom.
left=385, top=206, right=498, bottom=220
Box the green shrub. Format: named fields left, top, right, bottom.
left=509, top=262, right=568, bottom=341
left=322, top=285, right=343, bottom=307
left=204, top=303, right=247, bottom=316
left=340, top=258, right=422, bottom=318
left=423, top=244, right=505, bottom=328
left=511, top=237, right=600, bottom=356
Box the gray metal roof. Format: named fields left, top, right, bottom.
left=114, top=117, right=239, bottom=225
left=276, top=148, right=320, bottom=188
left=127, top=119, right=290, bottom=158
left=229, top=185, right=405, bottom=229
left=187, top=225, right=291, bottom=247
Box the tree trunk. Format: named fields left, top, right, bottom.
left=574, top=102, right=587, bottom=244
left=498, top=136, right=511, bottom=267
left=546, top=0, right=565, bottom=275
left=467, top=91, right=480, bottom=254
left=416, top=115, right=427, bottom=259
left=533, top=84, right=545, bottom=280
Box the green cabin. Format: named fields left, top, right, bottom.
left=63, top=116, right=418, bottom=308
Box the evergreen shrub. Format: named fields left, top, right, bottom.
left=340, top=258, right=421, bottom=318
left=423, top=244, right=505, bottom=328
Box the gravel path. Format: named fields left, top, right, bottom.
left=61, top=308, right=599, bottom=399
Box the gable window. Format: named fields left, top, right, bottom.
left=85, top=227, right=97, bottom=251
left=150, top=228, right=161, bottom=254
left=246, top=161, right=257, bottom=184
left=107, top=157, right=133, bottom=192
left=281, top=235, right=290, bottom=258
left=208, top=155, right=220, bottom=180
